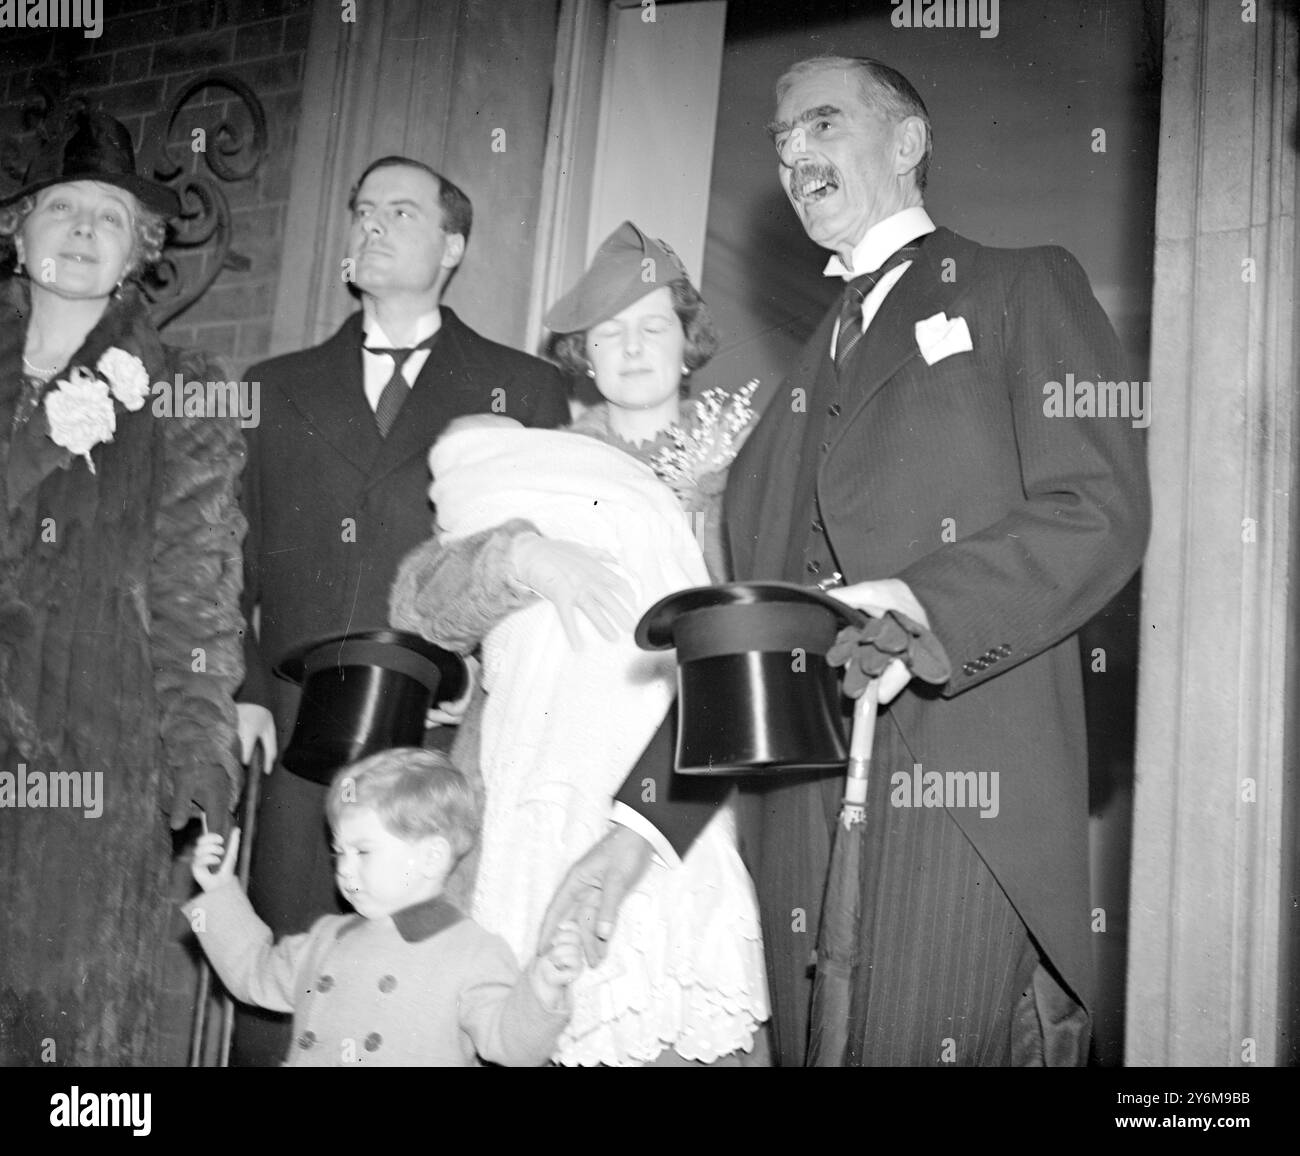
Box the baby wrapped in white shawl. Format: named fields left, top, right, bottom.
left=430, top=416, right=768, bottom=1066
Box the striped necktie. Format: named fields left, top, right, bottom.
left=365, top=332, right=438, bottom=437
left=834, top=242, right=922, bottom=371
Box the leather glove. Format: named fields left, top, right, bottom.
left=168, top=762, right=236, bottom=836
left=827, top=609, right=952, bottom=698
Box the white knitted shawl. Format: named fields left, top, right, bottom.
left=430, top=420, right=709, bottom=961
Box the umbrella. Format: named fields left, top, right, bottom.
left=806, top=679, right=878, bottom=1067
left=807, top=610, right=952, bottom=1066
left=189, top=745, right=263, bottom=1067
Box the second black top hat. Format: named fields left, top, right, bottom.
left=275, top=630, right=466, bottom=785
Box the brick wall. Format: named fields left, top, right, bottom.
left=0, top=0, right=313, bottom=372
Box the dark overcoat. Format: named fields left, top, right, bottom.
left=0, top=280, right=245, bottom=1064
left=240, top=305, right=570, bottom=725
left=724, top=227, right=1150, bottom=1060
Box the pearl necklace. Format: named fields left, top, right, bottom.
left=22, top=353, right=61, bottom=377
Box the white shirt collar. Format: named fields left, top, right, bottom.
left=363, top=307, right=442, bottom=349
left=824, top=206, right=936, bottom=281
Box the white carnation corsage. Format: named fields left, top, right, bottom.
left=97, top=347, right=151, bottom=411
left=39, top=346, right=152, bottom=472
left=43, top=367, right=118, bottom=473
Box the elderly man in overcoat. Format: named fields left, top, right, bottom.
left=549, top=55, right=1150, bottom=1067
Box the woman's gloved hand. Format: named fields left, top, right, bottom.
left=508, top=532, right=636, bottom=649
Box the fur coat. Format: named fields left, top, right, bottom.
left=0, top=277, right=246, bottom=1065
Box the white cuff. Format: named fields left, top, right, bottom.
left=610, top=802, right=680, bottom=869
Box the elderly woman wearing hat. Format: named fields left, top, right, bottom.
left=391, top=222, right=768, bottom=1065
left=0, top=109, right=245, bottom=1063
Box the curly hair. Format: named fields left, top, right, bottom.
left=550, top=277, right=720, bottom=381
left=0, top=186, right=169, bottom=281
left=326, top=748, right=479, bottom=862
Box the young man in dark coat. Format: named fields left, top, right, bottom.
left=544, top=56, right=1150, bottom=1066
left=233, top=157, right=569, bottom=1064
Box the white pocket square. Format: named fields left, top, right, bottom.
left=914, top=312, right=973, bottom=365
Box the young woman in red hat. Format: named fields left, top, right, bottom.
left=0, top=108, right=245, bottom=1064
left=391, top=221, right=768, bottom=1066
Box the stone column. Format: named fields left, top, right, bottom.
left=1126, top=0, right=1296, bottom=1066
left=268, top=0, right=558, bottom=355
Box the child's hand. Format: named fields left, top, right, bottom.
left=191, top=827, right=241, bottom=893
left=530, top=921, right=584, bottom=1010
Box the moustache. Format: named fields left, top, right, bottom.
left=788, top=161, right=840, bottom=202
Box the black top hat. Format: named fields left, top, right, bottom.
left=275, top=630, right=466, bottom=785
left=1, top=108, right=181, bottom=217
left=636, top=582, right=867, bottom=775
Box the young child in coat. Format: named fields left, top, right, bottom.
left=186, top=748, right=581, bottom=1066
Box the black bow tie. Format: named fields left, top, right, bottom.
left=364, top=331, right=439, bottom=436
left=363, top=331, right=440, bottom=362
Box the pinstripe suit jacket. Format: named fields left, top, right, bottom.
left=724, top=227, right=1150, bottom=1018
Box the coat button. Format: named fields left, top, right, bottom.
left=963, top=663, right=977, bottom=676
left=806, top=560, right=821, bottom=574
left=317, top=975, right=334, bottom=993
left=364, top=1032, right=382, bottom=1052
left=378, top=974, right=397, bottom=993
left=297, top=1031, right=316, bottom=1050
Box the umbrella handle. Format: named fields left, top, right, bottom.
left=218, top=744, right=264, bottom=1067
left=235, top=745, right=263, bottom=889
left=189, top=954, right=212, bottom=1067
left=844, top=680, right=880, bottom=807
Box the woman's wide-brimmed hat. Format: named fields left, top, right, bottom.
left=1, top=107, right=181, bottom=217
left=636, top=582, right=868, bottom=775
left=275, top=630, right=466, bottom=785
left=544, top=220, right=690, bottom=333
